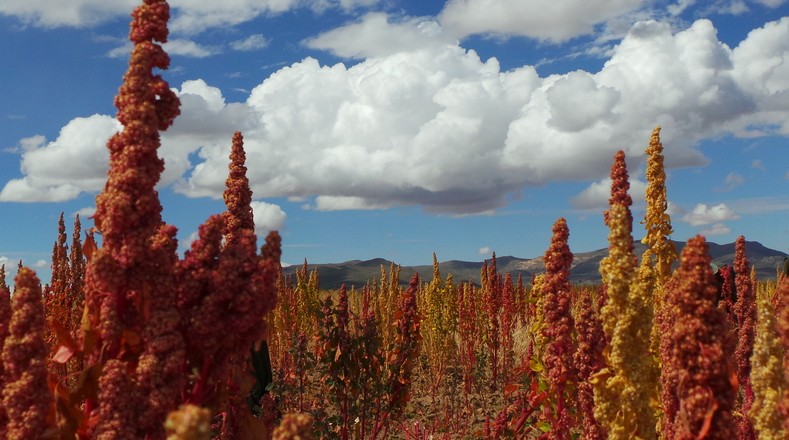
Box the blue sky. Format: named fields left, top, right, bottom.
left=1, top=0, right=788, bottom=284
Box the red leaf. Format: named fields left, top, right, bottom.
left=52, top=345, right=75, bottom=364
left=83, top=232, right=98, bottom=262
left=504, top=383, right=520, bottom=396
left=51, top=319, right=80, bottom=354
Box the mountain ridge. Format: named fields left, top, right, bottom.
left=282, top=240, right=788, bottom=290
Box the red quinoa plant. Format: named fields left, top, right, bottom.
left=315, top=285, right=354, bottom=438
left=387, top=274, right=422, bottom=414
left=457, top=281, right=479, bottom=399
left=500, top=273, right=516, bottom=386
left=661, top=236, right=737, bottom=440
left=81, top=1, right=185, bottom=435
left=482, top=255, right=502, bottom=391
left=0, top=264, right=10, bottom=439
left=44, top=214, right=87, bottom=391
left=541, top=217, right=577, bottom=439
left=572, top=284, right=606, bottom=440
left=2, top=268, right=54, bottom=439
left=29, top=1, right=283, bottom=437
left=734, top=235, right=757, bottom=439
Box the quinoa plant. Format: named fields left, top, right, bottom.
left=749, top=279, right=787, bottom=438
left=594, top=150, right=657, bottom=440
left=420, top=254, right=458, bottom=395
left=774, top=277, right=789, bottom=432
left=387, top=274, right=422, bottom=415
left=482, top=255, right=502, bottom=391
left=573, top=285, right=606, bottom=440
left=661, top=236, right=736, bottom=440
left=2, top=268, right=54, bottom=439
left=500, top=273, right=516, bottom=385
left=0, top=265, right=10, bottom=439
left=541, top=217, right=577, bottom=439
left=457, top=281, right=479, bottom=398
left=734, top=236, right=757, bottom=439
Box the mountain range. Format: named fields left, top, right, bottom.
left=282, top=240, right=788, bottom=290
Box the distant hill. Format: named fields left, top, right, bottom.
left=282, top=240, right=788, bottom=290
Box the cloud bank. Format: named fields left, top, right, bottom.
left=2, top=17, right=789, bottom=216
left=439, top=0, right=647, bottom=42
left=0, top=0, right=379, bottom=33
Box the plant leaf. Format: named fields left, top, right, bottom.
left=52, top=345, right=75, bottom=364
left=536, top=421, right=551, bottom=432
left=83, top=232, right=98, bottom=262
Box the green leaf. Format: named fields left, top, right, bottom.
left=536, top=421, right=551, bottom=433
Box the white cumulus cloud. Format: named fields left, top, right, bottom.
left=733, top=19, right=789, bottom=93
left=682, top=203, right=739, bottom=226
left=0, top=115, right=119, bottom=202
left=251, top=201, right=286, bottom=234
left=438, top=0, right=647, bottom=42
left=545, top=71, right=620, bottom=133
left=306, top=13, right=451, bottom=59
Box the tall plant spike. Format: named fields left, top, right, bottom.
left=643, top=126, right=678, bottom=369
left=573, top=285, right=606, bottom=440
left=85, top=0, right=181, bottom=360
left=68, top=214, right=85, bottom=338
left=749, top=281, right=787, bottom=439
left=387, top=273, right=422, bottom=417
left=734, top=236, right=757, bottom=439
left=223, top=131, right=255, bottom=244
left=594, top=150, right=657, bottom=440
left=0, top=264, right=9, bottom=439
left=541, top=217, right=576, bottom=438
left=0, top=265, right=9, bottom=343
left=774, top=277, right=789, bottom=433
left=641, top=126, right=677, bottom=284
left=2, top=268, right=54, bottom=439
left=662, top=236, right=736, bottom=440
left=82, top=1, right=186, bottom=436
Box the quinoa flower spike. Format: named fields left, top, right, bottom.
left=594, top=150, right=658, bottom=440
left=2, top=268, right=55, bottom=439
left=661, top=236, right=736, bottom=440
left=83, top=0, right=185, bottom=436
left=541, top=217, right=576, bottom=438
